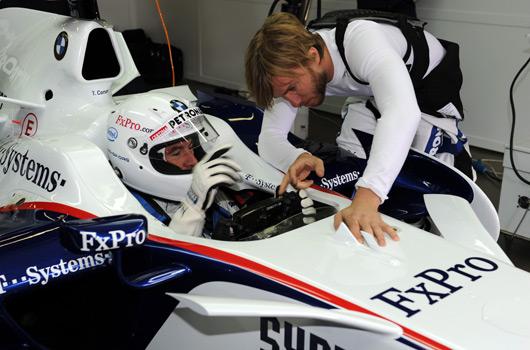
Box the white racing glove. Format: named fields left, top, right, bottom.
left=298, top=189, right=316, bottom=224
left=169, top=143, right=242, bottom=236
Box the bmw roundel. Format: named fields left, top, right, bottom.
left=170, top=99, right=187, bottom=112
left=54, top=31, right=69, bottom=60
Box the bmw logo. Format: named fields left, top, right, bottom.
left=170, top=99, right=187, bottom=112
left=54, top=31, right=69, bottom=60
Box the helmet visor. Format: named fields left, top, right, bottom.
left=149, top=106, right=218, bottom=146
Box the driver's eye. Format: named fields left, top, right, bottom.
left=166, top=140, right=193, bottom=158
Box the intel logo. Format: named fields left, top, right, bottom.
left=107, top=127, right=118, bottom=142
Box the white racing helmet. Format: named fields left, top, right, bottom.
left=106, top=92, right=219, bottom=201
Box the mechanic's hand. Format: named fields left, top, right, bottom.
left=278, top=153, right=325, bottom=195
left=333, top=187, right=399, bottom=246
left=186, top=143, right=242, bottom=212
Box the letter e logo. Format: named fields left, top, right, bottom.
left=21, top=113, right=38, bottom=137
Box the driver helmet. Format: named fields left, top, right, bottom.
left=106, top=91, right=218, bottom=201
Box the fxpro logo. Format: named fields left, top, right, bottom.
left=320, top=171, right=360, bottom=191
left=115, top=115, right=154, bottom=133
left=78, top=228, right=147, bottom=252
left=371, top=256, right=499, bottom=317
left=0, top=141, right=67, bottom=192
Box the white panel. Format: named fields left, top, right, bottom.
left=98, top=0, right=132, bottom=30
left=198, top=0, right=270, bottom=90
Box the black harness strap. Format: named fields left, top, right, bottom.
left=365, top=99, right=382, bottom=119
left=310, top=9, right=464, bottom=120
left=396, top=15, right=429, bottom=85
left=335, top=17, right=364, bottom=85
left=334, top=14, right=429, bottom=87
left=129, top=188, right=172, bottom=226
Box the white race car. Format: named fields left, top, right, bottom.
left=0, top=5, right=528, bottom=350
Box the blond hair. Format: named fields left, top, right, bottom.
left=244, top=12, right=324, bottom=109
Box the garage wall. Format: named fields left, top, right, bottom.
left=99, top=0, right=530, bottom=152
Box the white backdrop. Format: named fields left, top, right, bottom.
left=99, top=0, right=530, bottom=153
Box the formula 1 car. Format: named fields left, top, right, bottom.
left=1, top=5, right=530, bottom=350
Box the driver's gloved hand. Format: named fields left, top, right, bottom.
left=281, top=189, right=316, bottom=224
left=187, top=143, right=242, bottom=211
left=169, top=143, right=242, bottom=236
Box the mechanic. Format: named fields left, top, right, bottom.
left=244, top=12, right=474, bottom=246
left=107, top=92, right=243, bottom=237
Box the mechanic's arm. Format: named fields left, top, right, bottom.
left=259, top=99, right=327, bottom=195
left=258, top=99, right=308, bottom=171
left=335, top=21, right=423, bottom=245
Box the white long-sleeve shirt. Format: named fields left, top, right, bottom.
left=258, top=20, right=445, bottom=201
